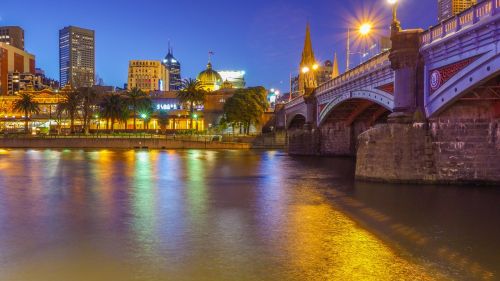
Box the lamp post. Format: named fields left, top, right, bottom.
left=346, top=22, right=373, bottom=70
left=388, top=0, right=400, bottom=32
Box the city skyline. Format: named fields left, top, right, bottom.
left=2, top=0, right=439, bottom=90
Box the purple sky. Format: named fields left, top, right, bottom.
left=1, top=0, right=438, bottom=91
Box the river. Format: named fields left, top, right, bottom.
left=0, top=149, right=498, bottom=280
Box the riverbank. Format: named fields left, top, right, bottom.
left=0, top=137, right=256, bottom=149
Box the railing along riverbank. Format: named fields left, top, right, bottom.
left=0, top=132, right=286, bottom=150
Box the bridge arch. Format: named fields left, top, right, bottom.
left=425, top=51, right=500, bottom=117
left=316, top=95, right=392, bottom=156
left=318, top=89, right=394, bottom=126
left=287, top=114, right=307, bottom=130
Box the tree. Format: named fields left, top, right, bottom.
left=13, top=93, right=40, bottom=134
left=100, top=94, right=125, bottom=132
left=126, top=88, right=147, bottom=132
left=178, top=78, right=206, bottom=130
left=78, top=87, right=98, bottom=135
left=57, top=91, right=81, bottom=134
left=222, top=87, right=269, bottom=135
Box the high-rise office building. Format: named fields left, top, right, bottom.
left=162, top=45, right=181, bottom=91
left=0, top=26, right=25, bottom=50
left=127, top=60, right=169, bottom=93
left=59, top=26, right=95, bottom=88
left=438, top=0, right=477, bottom=22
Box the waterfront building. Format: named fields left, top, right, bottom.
left=438, top=0, right=477, bottom=22
left=0, top=26, right=25, bottom=50
left=162, top=45, right=182, bottom=91
left=127, top=60, right=169, bottom=93
left=59, top=26, right=95, bottom=88
left=197, top=62, right=223, bottom=92
left=0, top=88, right=67, bottom=132
left=0, top=42, right=35, bottom=95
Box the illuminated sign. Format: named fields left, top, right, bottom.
left=156, top=104, right=179, bottom=111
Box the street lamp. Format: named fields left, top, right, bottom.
left=387, top=0, right=400, bottom=32
left=347, top=22, right=373, bottom=70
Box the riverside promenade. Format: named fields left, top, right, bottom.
left=0, top=133, right=285, bottom=149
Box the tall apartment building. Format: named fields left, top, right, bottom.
left=0, top=26, right=25, bottom=50
left=59, top=26, right=95, bottom=88
left=438, top=0, right=477, bottom=22
left=0, top=42, right=35, bottom=95
left=127, top=60, right=169, bottom=93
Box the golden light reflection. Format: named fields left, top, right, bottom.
left=284, top=197, right=444, bottom=280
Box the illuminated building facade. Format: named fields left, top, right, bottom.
left=59, top=26, right=95, bottom=88
left=0, top=42, right=36, bottom=95
left=0, top=88, right=66, bottom=132
left=127, top=60, right=169, bottom=93
left=0, top=26, right=25, bottom=50
left=219, top=70, right=246, bottom=89
left=438, top=0, right=477, bottom=22
left=162, top=45, right=182, bottom=91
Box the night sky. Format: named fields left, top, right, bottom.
left=1, top=0, right=437, bottom=90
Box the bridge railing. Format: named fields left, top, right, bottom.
left=284, top=95, right=305, bottom=110
left=315, top=51, right=390, bottom=96
left=421, top=0, right=498, bottom=46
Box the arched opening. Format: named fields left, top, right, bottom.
left=319, top=99, right=391, bottom=156
left=288, top=114, right=306, bottom=130
left=432, top=73, right=500, bottom=119
left=428, top=72, right=500, bottom=181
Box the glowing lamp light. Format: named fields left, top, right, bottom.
left=301, top=66, right=310, bottom=73
left=359, top=23, right=373, bottom=36
left=387, top=0, right=397, bottom=4
left=312, top=64, right=319, bottom=70
left=193, top=114, right=198, bottom=119
left=140, top=113, right=147, bottom=119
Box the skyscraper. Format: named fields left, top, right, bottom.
left=162, top=44, right=181, bottom=91
left=0, top=26, right=25, bottom=50
left=438, top=0, right=477, bottom=22
left=59, top=26, right=95, bottom=88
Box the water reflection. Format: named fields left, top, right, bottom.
left=0, top=149, right=497, bottom=280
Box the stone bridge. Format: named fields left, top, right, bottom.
left=282, top=0, right=500, bottom=184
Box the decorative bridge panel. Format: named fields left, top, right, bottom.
left=420, top=0, right=500, bottom=116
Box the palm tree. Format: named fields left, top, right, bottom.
left=78, top=87, right=98, bottom=135
left=13, top=93, right=40, bottom=134
left=178, top=78, right=206, bottom=129
left=126, top=88, right=147, bottom=132
left=57, top=91, right=82, bottom=134
left=100, top=94, right=125, bottom=133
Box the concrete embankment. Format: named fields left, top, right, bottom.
left=0, top=138, right=252, bottom=149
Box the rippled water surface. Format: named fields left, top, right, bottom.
left=0, top=149, right=498, bottom=280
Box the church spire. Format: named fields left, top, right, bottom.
left=331, top=52, right=340, bottom=79
left=300, top=23, right=316, bottom=66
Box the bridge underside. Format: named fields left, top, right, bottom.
left=319, top=99, right=390, bottom=156
left=287, top=99, right=391, bottom=156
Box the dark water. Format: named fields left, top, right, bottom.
left=0, top=149, right=498, bottom=281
